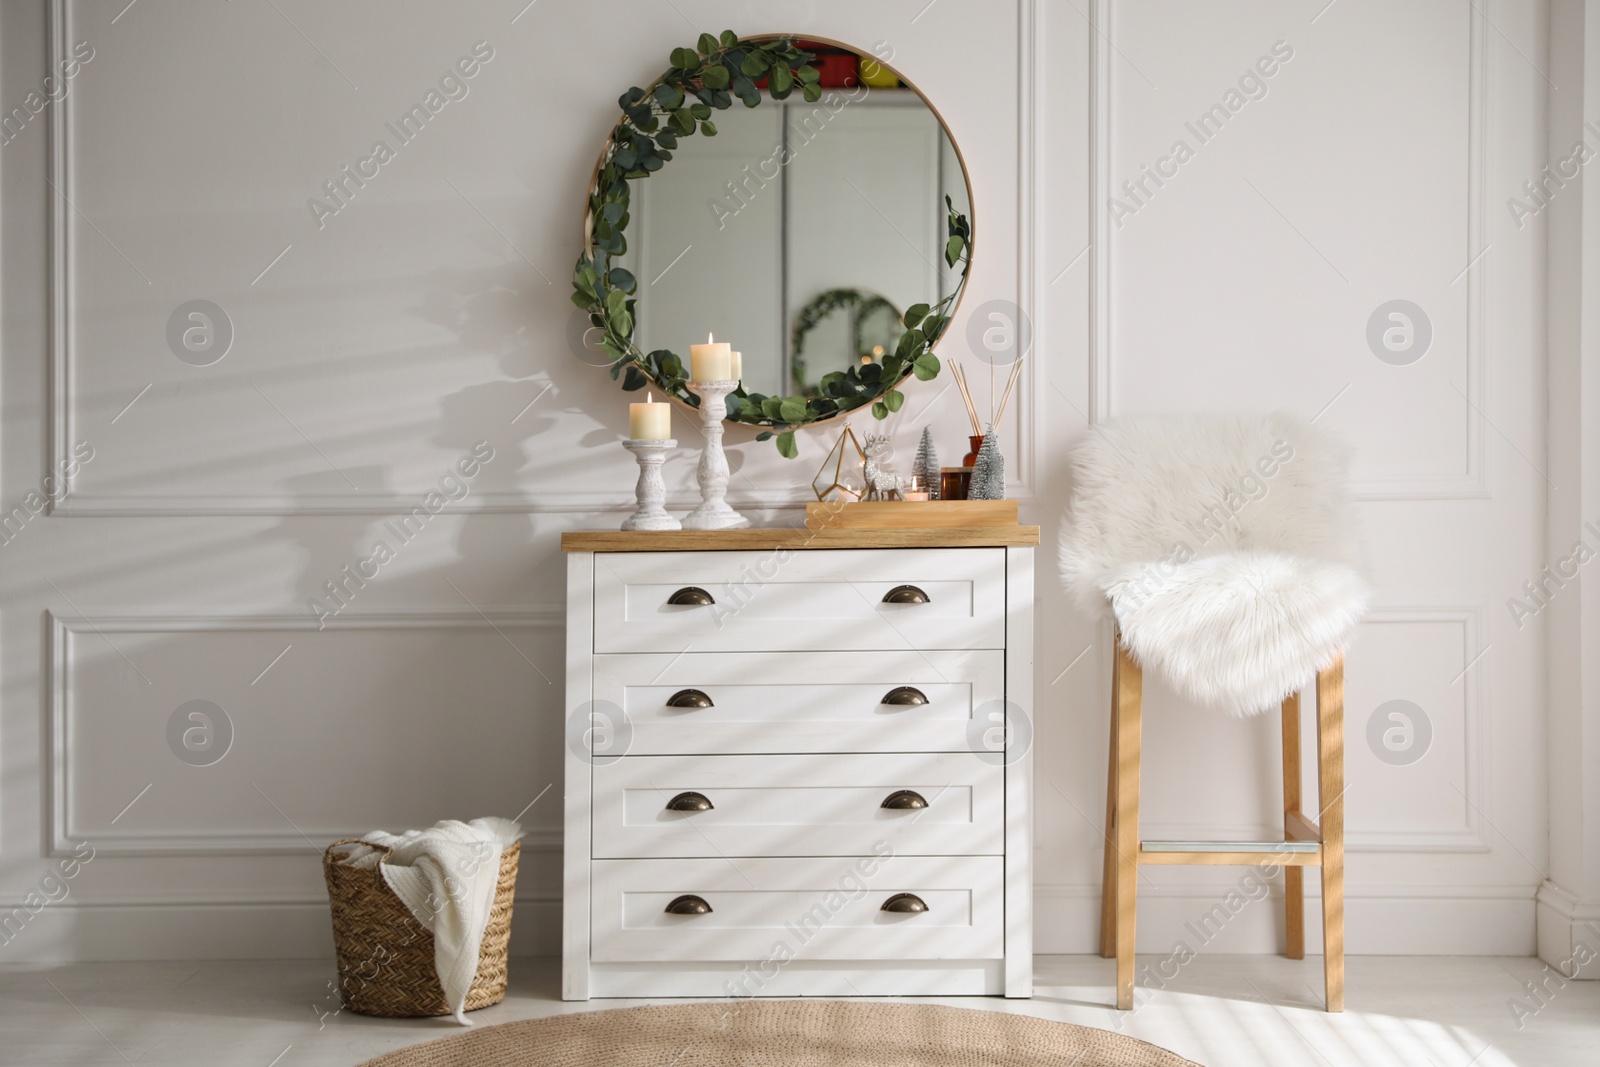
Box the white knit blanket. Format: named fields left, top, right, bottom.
left=338, top=817, right=521, bottom=1023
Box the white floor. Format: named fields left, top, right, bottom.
left=1, top=955, right=1596, bottom=1067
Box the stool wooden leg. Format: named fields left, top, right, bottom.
left=1100, top=644, right=1121, bottom=959
left=1113, top=642, right=1142, bottom=1010
left=1280, top=691, right=1305, bottom=960
left=1317, top=658, right=1345, bottom=1012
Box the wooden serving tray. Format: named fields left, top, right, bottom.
left=804, top=499, right=1018, bottom=529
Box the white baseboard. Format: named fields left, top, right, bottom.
left=1, top=887, right=1536, bottom=964
left=1535, top=880, right=1600, bottom=979
left=0, top=898, right=561, bottom=964
left=1035, top=883, right=1537, bottom=957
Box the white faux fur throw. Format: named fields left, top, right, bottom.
left=1060, top=412, right=1370, bottom=716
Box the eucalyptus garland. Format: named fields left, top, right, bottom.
left=571, top=31, right=972, bottom=457
left=789, top=288, right=901, bottom=393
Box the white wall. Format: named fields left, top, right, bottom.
left=0, top=0, right=1558, bottom=963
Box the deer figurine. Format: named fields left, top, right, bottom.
left=862, top=433, right=908, bottom=501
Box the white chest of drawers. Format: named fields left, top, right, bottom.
left=562, top=527, right=1037, bottom=1000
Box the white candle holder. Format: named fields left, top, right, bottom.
left=620, top=439, right=681, bottom=531
left=681, top=380, right=750, bottom=530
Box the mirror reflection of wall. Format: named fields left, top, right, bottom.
left=619, top=63, right=969, bottom=399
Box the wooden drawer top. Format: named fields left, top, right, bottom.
left=562, top=526, right=1040, bottom=552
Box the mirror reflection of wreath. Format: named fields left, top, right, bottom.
left=791, top=288, right=902, bottom=392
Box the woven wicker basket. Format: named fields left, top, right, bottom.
left=323, top=837, right=519, bottom=1018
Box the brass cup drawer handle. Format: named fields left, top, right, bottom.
left=665, top=894, right=713, bottom=915
left=667, top=689, right=714, bottom=709
left=665, top=791, right=714, bottom=812
left=667, top=587, right=715, bottom=606
left=880, top=789, right=928, bottom=810
left=880, top=893, right=928, bottom=914
left=882, top=686, right=928, bottom=706
left=882, top=584, right=930, bottom=604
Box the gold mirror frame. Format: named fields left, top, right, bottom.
left=571, top=32, right=974, bottom=456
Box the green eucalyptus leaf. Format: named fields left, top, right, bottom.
left=902, top=303, right=930, bottom=329
left=600, top=202, right=625, bottom=223
left=601, top=337, right=626, bottom=362
left=654, top=129, right=678, bottom=149
left=720, top=29, right=739, bottom=48
left=700, top=65, right=730, bottom=89
left=653, top=83, right=684, bottom=109
left=913, top=353, right=941, bottom=381
left=639, top=155, right=664, bottom=172
left=608, top=267, right=636, bottom=293
left=605, top=288, right=627, bottom=318
left=776, top=431, right=798, bottom=459
left=740, top=52, right=768, bottom=77
left=796, top=64, right=821, bottom=83
left=570, top=289, right=595, bottom=311
left=755, top=431, right=774, bottom=442
left=724, top=393, right=744, bottom=418
left=689, top=102, right=712, bottom=120
left=945, top=235, right=965, bottom=266
left=802, top=83, right=823, bottom=102
left=778, top=396, right=808, bottom=423
left=896, top=329, right=925, bottom=359
left=622, top=365, right=649, bottom=391
left=872, top=402, right=889, bottom=420
left=700, top=120, right=718, bottom=136
left=760, top=397, right=785, bottom=419
left=619, top=87, right=646, bottom=109
left=770, top=64, right=793, bottom=93
left=698, top=32, right=719, bottom=54
left=883, top=389, right=905, bottom=413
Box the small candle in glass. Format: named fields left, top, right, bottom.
left=902, top=475, right=930, bottom=502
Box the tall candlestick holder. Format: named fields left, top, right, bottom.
left=620, top=439, right=681, bottom=531
left=681, top=380, right=750, bottom=530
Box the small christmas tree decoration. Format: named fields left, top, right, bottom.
left=913, top=426, right=941, bottom=499
left=967, top=424, right=1005, bottom=500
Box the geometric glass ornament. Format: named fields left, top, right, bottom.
left=811, top=422, right=867, bottom=502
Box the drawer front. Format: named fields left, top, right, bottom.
left=592, top=548, right=1005, bottom=653
left=594, top=650, right=1005, bottom=754
left=593, top=752, right=1003, bottom=859
left=591, top=855, right=1004, bottom=962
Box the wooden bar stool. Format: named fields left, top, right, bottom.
left=1098, top=631, right=1345, bottom=1012
left=1058, top=412, right=1370, bottom=1015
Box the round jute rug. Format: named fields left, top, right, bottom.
left=355, top=999, right=1203, bottom=1067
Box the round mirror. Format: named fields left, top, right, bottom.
left=573, top=33, right=972, bottom=456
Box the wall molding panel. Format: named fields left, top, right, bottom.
left=1089, top=0, right=1489, bottom=500
left=48, top=609, right=563, bottom=857
left=44, top=0, right=1039, bottom=518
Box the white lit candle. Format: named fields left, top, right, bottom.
left=690, top=333, right=732, bottom=382
left=729, top=351, right=742, bottom=382
left=629, top=391, right=671, bottom=440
